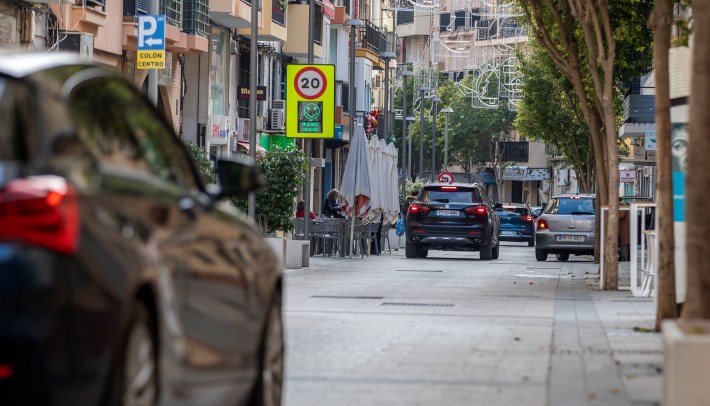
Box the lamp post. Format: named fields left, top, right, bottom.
left=430, top=96, right=440, bottom=176
left=441, top=107, right=453, bottom=170
left=344, top=19, right=364, bottom=144
left=381, top=52, right=396, bottom=140
left=417, top=85, right=429, bottom=181
left=400, top=68, right=413, bottom=203
left=406, top=116, right=415, bottom=182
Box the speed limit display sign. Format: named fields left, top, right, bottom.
left=286, top=64, right=335, bottom=138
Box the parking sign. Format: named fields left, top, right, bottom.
left=137, top=15, right=166, bottom=70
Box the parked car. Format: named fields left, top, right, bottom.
left=534, top=194, right=596, bottom=261
left=530, top=206, right=543, bottom=234
left=405, top=183, right=500, bottom=260
left=494, top=204, right=535, bottom=247
left=0, top=51, right=283, bottom=406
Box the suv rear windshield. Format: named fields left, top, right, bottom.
left=546, top=197, right=595, bottom=215
left=496, top=207, right=529, bottom=215
left=420, top=187, right=482, bottom=204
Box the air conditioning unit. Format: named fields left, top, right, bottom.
left=272, top=99, right=285, bottom=109
left=270, top=108, right=285, bottom=130
left=240, top=118, right=250, bottom=139
left=256, top=115, right=265, bottom=132
left=58, top=32, right=94, bottom=60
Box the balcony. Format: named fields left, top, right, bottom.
left=396, top=8, right=430, bottom=37
left=355, top=20, right=386, bottom=65
left=209, top=0, right=257, bottom=29
left=237, top=0, right=286, bottom=41
left=499, top=141, right=529, bottom=162
left=623, top=87, right=655, bottom=123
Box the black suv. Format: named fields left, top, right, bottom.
left=405, top=183, right=500, bottom=259
left=0, top=52, right=283, bottom=406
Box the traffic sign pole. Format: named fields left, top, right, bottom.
left=248, top=0, right=258, bottom=220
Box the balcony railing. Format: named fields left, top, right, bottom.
left=499, top=141, right=529, bottom=162
left=183, top=0, right=209, bottom=37
left=160, top=0, right=182, bottom=28
left=335, top=0, right=350, bottom=17
left=356, top=20, right=385, bottom=55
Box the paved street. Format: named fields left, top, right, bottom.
left=282, top=243, right=662, bottom=406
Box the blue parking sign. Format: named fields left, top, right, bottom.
left=138, top=15, right=165, bottom=51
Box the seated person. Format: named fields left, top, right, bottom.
left=296, top=200, right=317, bottom=220
left=323, top=189, right=344, bottom=218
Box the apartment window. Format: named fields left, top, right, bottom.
left=210, top=28, right=228, bottom=116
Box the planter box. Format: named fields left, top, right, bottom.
left=264, top=237, right=286, bottom=270
left=286, top=240, right=310, bottom=269
left=662, top=320, right=710, bottom=406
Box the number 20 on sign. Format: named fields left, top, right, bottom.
left=286, top=64, right=335, bottom=139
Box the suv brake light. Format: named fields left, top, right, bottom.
left=0, top=175, right=79, bottom=254
left=464, top=206, right=487, bottom=216
left=409, top=204, right=430, bottom=214
left=440, top=186, right=457, bottom=190
left=520, top=215, right=533, bottom=222
left=537, top=219, right=549, bottom=230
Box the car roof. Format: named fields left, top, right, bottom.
left=423, top=182, right=479, bottom=188
left=551, top=193, right=596, bottom=199
left=0, top=49, right=90, bottom=78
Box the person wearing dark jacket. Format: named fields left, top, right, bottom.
left=323, top=189, right=344, bottom=218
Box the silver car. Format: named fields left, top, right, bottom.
left=534, top=194, right=595, bottom=261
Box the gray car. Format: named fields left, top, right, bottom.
left=534, top=194, right=595, bottom=261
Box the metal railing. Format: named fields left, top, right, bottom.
left=183, top=0, right=209, bottom=37
left=499, top=141, right=529, bottom=162
left=356, top=20, right=385, bottom=54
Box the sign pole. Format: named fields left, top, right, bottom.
left=147, top=0, right=159, bottom=106
left=303, top=1, right=316, bottom=252
left=248, top=0, right=258, bottom=220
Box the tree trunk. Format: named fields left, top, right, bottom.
left=683, top=0, right=710, bottom=319
left=603, top=106, right=620, bottom=290
left=650, top=0, right=677, bottom=330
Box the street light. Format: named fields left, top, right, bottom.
left=430, top=96, right=441, bottom=176
left=441, top=106, right=453, bottom=170
left=400, top=68, right=413, bottom=203
left=344, top=19, right=364, bottom=142
left=406, top=115, right=415, bottom=182
left=417, top=85, right=429, bottom=181
left=380, top=51, right=396, bottom=141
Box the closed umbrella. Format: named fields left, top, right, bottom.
left=366, top=136, right=383, bottom=222
left=386, top=142, right=400, bottom=224
left=340, top=126, right=371, bottom=258
left=340, top=125, right=371, bottom=217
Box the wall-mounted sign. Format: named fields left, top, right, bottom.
left=238, top=85, right=267, bottom=101
left=644, top=130, right=657, bottom=151
left=137, top=15, right=165, bottom=70
left=286, top=64, right=335, bottom=138
left=620, top=170, right=637, bottom=183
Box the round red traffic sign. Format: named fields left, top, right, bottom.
left=294, top=67, right=327, bottom=100
left=438, top=172, right=454, bottom=183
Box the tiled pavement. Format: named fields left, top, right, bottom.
left=282, top=243, right=662, bottom=406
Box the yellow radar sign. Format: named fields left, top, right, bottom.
left=286, top=64, right=335, bottom=138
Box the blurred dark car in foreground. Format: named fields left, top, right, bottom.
left=405, top=183, right=500, bottom=260
left=0, top=51, right=283, bottom=406
left=534, top=194, right=595, bottom=261
left=494, top=204, right=534, bottom=247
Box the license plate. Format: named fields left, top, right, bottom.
left=437, top=210, right=458, bottom=216
left=556, top=235, right=585, bottom=242
left=501, top=231, right=516, bottom=236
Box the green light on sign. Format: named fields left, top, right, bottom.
left=298, top=101, right=322, bottom=133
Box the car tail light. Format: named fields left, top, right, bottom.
left=409, top=204, right=430, bottom=214
left=0, top=175, right=79, bottom=254
left=0, top=364, right=14, bottom=379
left=464, top=206, right=487, bottom=216
left=520, top=215, right=533, bottom=222
left=440, top=186, right=457, bottom=191
left=537, top=219, right=549, bottom=230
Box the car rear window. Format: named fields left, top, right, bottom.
left=546, top=197, right=595, bottom=215
left=420, top=187, right=482, bottom=204
left=0, top=77, right=35, bottom=161
left=496, top=207, right=529, bottom=215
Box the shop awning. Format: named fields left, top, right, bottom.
left=325, top=138, right=349, bottom=150
left=236, top=141, right=267, bottom=154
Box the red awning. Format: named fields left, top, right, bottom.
left=235, top=141, right=267, bottom=154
